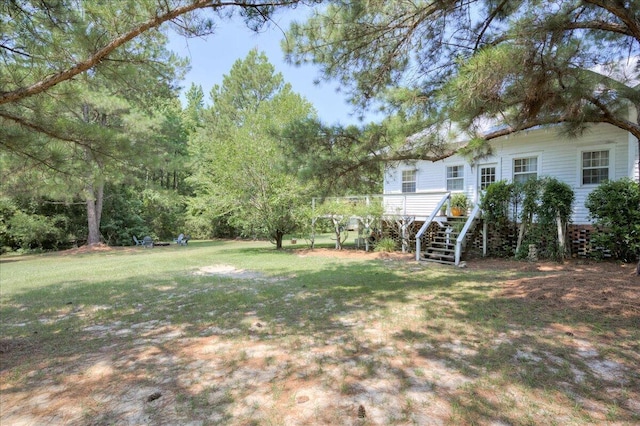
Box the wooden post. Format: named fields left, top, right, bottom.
left=483, top=221, right=488, bottom=257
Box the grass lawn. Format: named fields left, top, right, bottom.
left=1, top=239, right=638, bottom=425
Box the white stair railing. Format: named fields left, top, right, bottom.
left=454, top=203, right=482, bottom=266
left=415, top=193, right=451, bottom=261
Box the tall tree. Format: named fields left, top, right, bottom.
left=188, top=50, right=315, bottom=248
left=1, top=7, right=185, bottom=244
left=1, top=0, right=314, bottom=246
left=279, top=118, right=384, bottom=196
left=183, top=83, right=206, bottom=133
left=284, top=1, right=640, bottom=165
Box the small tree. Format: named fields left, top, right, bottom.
left=314, top=199, right=353, bottom=250
left=585, top=178, right=640, bottom=263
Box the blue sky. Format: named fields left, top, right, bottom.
left=167, top=7, right=381, bottom=126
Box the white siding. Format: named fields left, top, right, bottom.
left=382, top=124, right=634, bottom=224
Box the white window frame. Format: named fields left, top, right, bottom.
left=478, top=164, right=498, bottom=191
left=579, top=147, right=613, bottom=186
left=446, top=164, right=465, bottom=191
left=512, top=155, right=539, bottom=184
left=402, top=169, right=417, bottom=193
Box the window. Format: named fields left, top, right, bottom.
left=479, top=166, right=496, bottom=190
left=582, top=150, right=609, bottom=185
left=402, top=170, right=416, bottom=193
left=513, top=157, right=538, bottom=183
left=446, top=165, right=464, bottom=191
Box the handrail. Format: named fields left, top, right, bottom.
left=415, top=192, right=451, bottom=261
left=454, top=202, right=482, bottom=265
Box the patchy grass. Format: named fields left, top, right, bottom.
left=1, top=240, right=638, bottom=425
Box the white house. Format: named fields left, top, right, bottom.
left=383, top=122, right=639, bottom=225
left=380, top=121, right=639, bottom=264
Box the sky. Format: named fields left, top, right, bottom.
left=167, top=6, right=382, bottom=126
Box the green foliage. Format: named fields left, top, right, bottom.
left=585, top=178, right=640, bottom=262
left=538, top=178, right=575, bottom=227
left=100, top=185, right=187, bottom=245
left=481, top=181, right=515, bottom=227
left=481, top=178, right=574, bottom=260
left=100, top=185, right=149, bottom=245
left=7, top=211, right=66, bottom=251
left=285, top=1, right=640, bottom=158
left=279, top=118, right=384, bottom=196
left=187, top=50, right=315, bottom=248
left=450, top=193, right=470, bottom=210
left=515, top=178, right=575, bottom=260
left=374, top=237, right=397, bottom=253
left=0, top=194, right=87, bottom=252
left=0, top=197, right=18, bottom=252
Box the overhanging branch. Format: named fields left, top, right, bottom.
left=0, top=0, right=302, bottom=105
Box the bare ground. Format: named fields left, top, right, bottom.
left=1, top=248, right=638, bottom=425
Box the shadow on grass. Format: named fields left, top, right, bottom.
left=1, top=247, right=638, bottom=424
left=401, top=266, right=640, bottom=425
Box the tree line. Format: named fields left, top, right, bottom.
left=1, top=1, right=638, bottom=264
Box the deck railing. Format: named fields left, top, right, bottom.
left=312, top=191, right=450, bottom=218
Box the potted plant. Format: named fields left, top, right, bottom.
left=450, top=193, right=470, bottom=216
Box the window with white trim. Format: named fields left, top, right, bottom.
left=513, top=157, right=538, bottom=183
left=479, top=166, right=496, bottom=190
left=446, top=165, right=464, bottom=191
left=402, top=169, right=416, bottom=193
left=582, top=150, right=609, bottom=185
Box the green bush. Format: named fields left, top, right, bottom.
left=8, top=211, right=66, bottom=250
left=481, top=177, right=574, bottom=260
left=585, top=178, right=640, bottom=262
left=374, top=236, right=397, bottom=253
left=516, top=177, right=574, bottom=260
left=481, top=180, right=517, bottom=227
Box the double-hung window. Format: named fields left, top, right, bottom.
left=582, top=150, right=609, bottom=185
left=513, top=157, right=538, bottom=183
left=446, top=165, right=464, bottom=191
left=402, top=170, right=416, bottom=193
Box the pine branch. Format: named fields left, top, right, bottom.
left=0, top=0, right=303, bottom=105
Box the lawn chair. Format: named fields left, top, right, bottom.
left=174, top=233, right=189, bottom=246
left=142, top=236, right=154, bottom=248
left=133, top=236, right=143, bottom=246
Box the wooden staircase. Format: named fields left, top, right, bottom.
left=420, top=217, right=468, bottom=265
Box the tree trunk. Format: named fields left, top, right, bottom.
left=275, top=230, right=284, bottom=249
left=85, top=183, right=102, bottom=245
left=332, top=217, right=342, bottom=250
left=516, top=221, right=527, bottom=255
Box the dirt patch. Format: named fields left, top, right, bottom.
left=195, top=264, right=286, bottom=282
left=468, top=258, right=639, bottom=318
left=295, top=247, right=414, bottom=261
left=58, top=243, right=135, bottom=255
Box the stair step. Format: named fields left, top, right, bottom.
left=420, top=256, right=455, bottom=265
left=430, top=237, right=455, bottom=243
left=427, top=249, right=455, bottom=255
left=425, top=244, right=456, bottom=251
left=423, top=252, right=455, bottom=261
